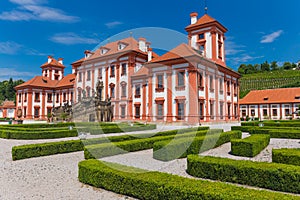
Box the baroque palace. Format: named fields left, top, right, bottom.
left=16, top=12, right=240, bottom=124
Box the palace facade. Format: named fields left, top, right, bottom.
left=15, top=57, right=75, bottom=120
left=72, top=13, right=241, bottom=124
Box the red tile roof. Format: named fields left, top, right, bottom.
left=1, top=100, right=15, bottom=107
left=15, top=74, right=75, bottom=89
left=87, top=37, right=147, bottom=60
left=41, top=57, right=65, bottom=68
left=185, top=14, right=227, bottom=32
left=150, top=43, right=201, bottom=63
left=240, top=88, right=300, bottom=105
left=131, top=67, right=149, bottom=77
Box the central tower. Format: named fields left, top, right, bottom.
left=185, top=12, right=228, bottom=67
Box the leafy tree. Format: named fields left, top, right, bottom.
left=261, top=61, right=270, bottom=72
left=270, top=61, right=278, bottom=71
left=238, top=64, right=247, bottom=74
left=254, top=64, right=261, bottom=72
left=283, top=62, right=293, bottom=70
left=0, top=79, right=25, bottom=103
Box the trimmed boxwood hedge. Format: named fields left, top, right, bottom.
left=78, top=159, right=299, bottom=200
left=84, top=129, right=218, bottom=159
left=12, top=140, right=83, bottom=160
left=187, top=155, right=300, bottom=194
left=231, top=134, right=270, bottom=157
left=0, top=122, right=75, bottom=128
left=153, top=131, right=241, bottom=161
left=0, top=129, right=78, bottom=139
left=273, top=148, right=300, bottom=166
left=241, top=121, right=300, bottom=127
left=12, top=127, right=211, bottom=160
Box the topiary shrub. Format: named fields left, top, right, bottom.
left=272, top=148, right=300, bottom=166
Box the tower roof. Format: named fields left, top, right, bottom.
left=41, top=56, right=65, bottom=69
left=185, top=14, right=227, bottom=32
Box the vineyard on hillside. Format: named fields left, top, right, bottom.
left=239, top=70, right=300, bottom=98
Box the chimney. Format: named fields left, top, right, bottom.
left=139, top=37, right=147, bottom=52
left=148, top=48, right=153, bottom=62
left=48, top=55, right=53, bottom=64
left=58, top=58, right=63, bottom=65
left=190, top=12, right=198, bottom=24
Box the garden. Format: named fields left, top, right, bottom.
left=5, top=121, right=300, bottom=199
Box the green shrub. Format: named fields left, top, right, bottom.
left=78, top=159, right=298, bottom=200
left=153, top=131, right=241, bottom=161
left=0, top=122, right=75, bottom=128
left=187, top=155, right=300, bottom=194
left=0, top=129, right=78, bottom=140
left=273, top=149, right=300, bottom=166
left=242, top=121, right=300, bottom=127
left=12, top=140, right=83, bottom=160
left=84, top=129, right=216, bottom=159
left=231, top=134, right=270, bottom=157
left=11, top=127, right=211, bottom=160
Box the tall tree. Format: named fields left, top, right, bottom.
left=283, top=62, right=292, bottom=70
left=270, top=61, right=278, bottom=71
left=261, top=61, right=270, bottom=72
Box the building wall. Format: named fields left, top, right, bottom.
left=240, top=103, right=300, bottom=120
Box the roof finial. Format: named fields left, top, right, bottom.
left=204, top=0, right=208, bottom=14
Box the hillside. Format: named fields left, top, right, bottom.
left=239, top=70, right=300, bottom=98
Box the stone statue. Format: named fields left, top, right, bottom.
left=96, top=80, right=104, bottom=100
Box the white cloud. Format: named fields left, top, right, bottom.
left=225, top=40, right=246, bottom=56
left=50, top=33, right=100, bottom=45
left=0, top=0, right=79, bottom=23
left=0, top=68, right=35, bottom=77
left=105, top=21, right=123, bottom=28
left=227, top=54, right=264, bottom=65
left=0, top=41, right=22, bottom=55
left=260, top=30, right=283, bottom=43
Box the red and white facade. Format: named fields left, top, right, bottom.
left=15, top=56, right=75, bottom=120
left=240, top=88, right=300, bottom=120
left=0, top=100, right=15, bottom=119
left=72, top=13, right=241, bottom=124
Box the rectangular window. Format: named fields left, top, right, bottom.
left=220, top=103, right=224, bottom=119
left=18, top=94, right=21, bottom=103
left=34, top=108, right=39, bottom=118
left=56, top=94, right=59, bottom=103
left=110, top=65, right=115, bottom=77
left=23, top=107, right=27, bottom=117
left=263, top=109, right=268, bottom=116
left=47, top=108, right=52, bottom=116
left=24, top=93, right=27, bottom=102
left=285, top=109, right=290, bottom=116
left=177, top=71, right=185, bottom=87
left=111, top=87, right=115, bottom=98
left=78, top=72, right=82, bottom=82
left=227, top=81, right=230, bottom=95
left=199, top=33, right=205, bottom=40
left=98, top=68, right=102, bottom=79
left=228, top=104, right=231, bottom=119
left=47, top=93, right=52, bottom=102
left=218, top=43, right=222, bottom=59
left=210, top=102, right=214, bottom=119
left=219, top=78, right=223, bottom=93
left=157, top=103, right=163, bottom=119
left=177, top=103, right=184, bottom=120
left=272, top=109, right=278, bottom=116
left=34, top=92, right=40, bottom=102
left=70, top=92, right=73, bottom=103
left=242, top=109, right=246, bottom=117
left=121, top=85, right=126, bottom=97
left=234, top=105, right=238, bottom=118
left=135, top=106, right=140, bottom=118
left=63, top=93, right=67, bottom=102
left=121, top=106, right=126, bottom=119
left=87, top=70, right=91, bottom=81
left=198, top=72, right=204, bottom=89
left=234, top=83, right=237, bottom=96
left=121, top=63, right=127, bottom=76
left=251, top=109, right=255, bottom=116
left=157, top=75, right=163, bottom=88
left=209, top=75, right=214, bottom=92
left=135, top=85, right=141, bottom=98
left=199, top=102, right=204, bottom=119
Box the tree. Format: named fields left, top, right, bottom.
left=254, top=64, right=261, bottom=72
left=261, top=61, right=270, bottom=72
left=270, top=61, right=278, bottom=71
left=238, top=64, right=247, bottom=74
left=283, top=62, right=292, bottom=70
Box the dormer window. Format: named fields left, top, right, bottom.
left=264, top=97, right=269, bottom=101
left=100, top=48, right=109, bottom=55
left=118, top=42, right=127, bottom=50
left=295, top=96, right=300, bottom=100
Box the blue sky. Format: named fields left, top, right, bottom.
left=0, top=0, right=299, bottom=81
